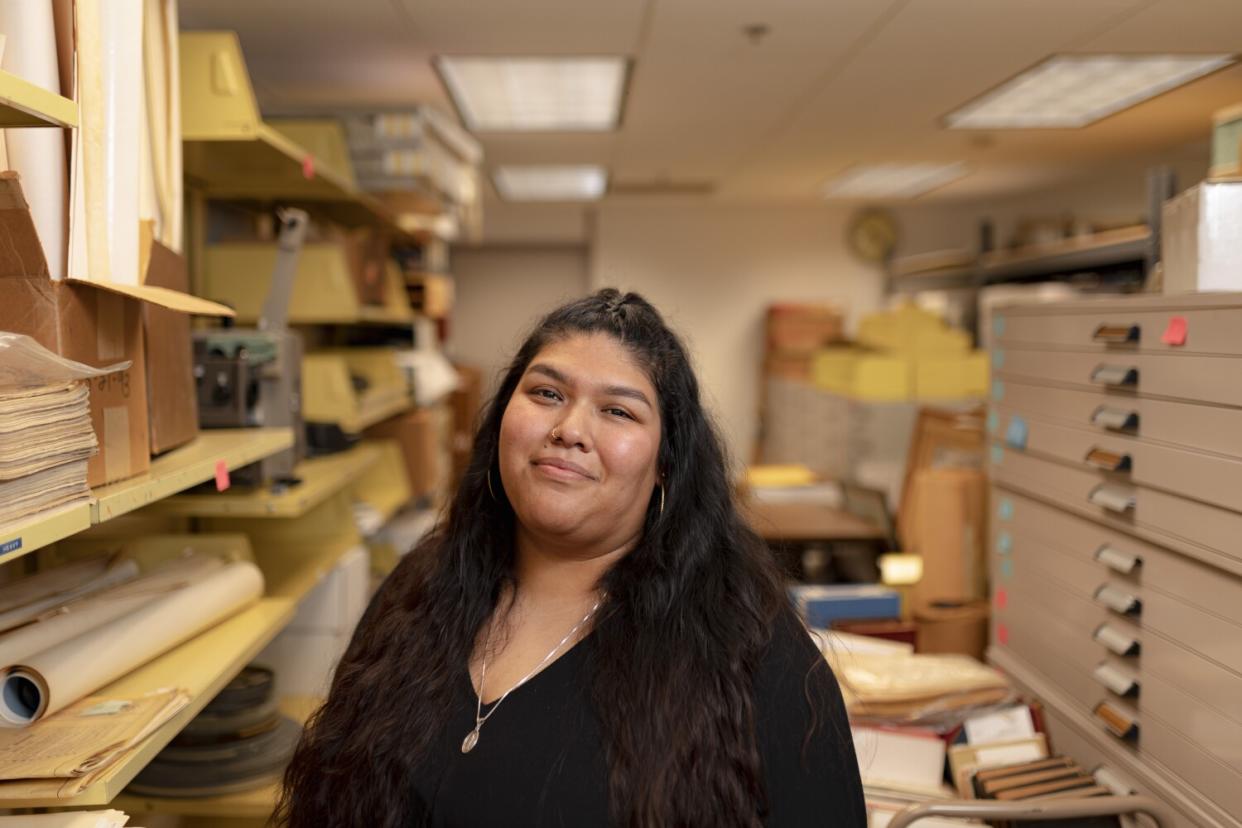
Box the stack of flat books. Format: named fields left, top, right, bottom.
left=0, top=381, right=95, bottom=525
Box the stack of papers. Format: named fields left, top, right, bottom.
left=0, top=381, right=95, bottom=524
left=0, top=688, right=189, bottom=800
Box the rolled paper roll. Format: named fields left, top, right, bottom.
left=0, top=553, right=224, bottom=666
left=0, top=560, right=264, bottom=727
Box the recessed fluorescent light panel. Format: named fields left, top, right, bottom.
left=947, top=54, right=1234, bottom=129
left=493, top=165, right=608, bottom=201
left=437, top=57, right=627, bottom=131
left=823, top=163, right=969, bottom=199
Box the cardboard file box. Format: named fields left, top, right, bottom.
left=0, top=173, right=232, bottom=485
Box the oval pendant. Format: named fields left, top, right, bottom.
left=461, top=727, right=480, bottom=754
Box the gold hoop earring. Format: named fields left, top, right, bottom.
left=658, top=483, right=665, bottom=517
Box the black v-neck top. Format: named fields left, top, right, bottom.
left=410, top=618, right=866, bottom=827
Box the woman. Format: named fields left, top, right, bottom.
left=277, top=290, right=865, bottom=827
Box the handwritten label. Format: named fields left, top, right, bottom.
left=215, top=460, right=231, bottom=492
left=1161, top=316, right=1187, bottom=347
left=94, top=370, right=132, bottom=399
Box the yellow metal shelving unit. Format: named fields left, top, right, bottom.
left=0, top=69, right=77, bottom=128
left=0, top=502, right=93, bottom=566
left=0, top=523, right=358, bottom=811
left=351, top=440, right=413, bottom=527
left=179, top=31, right=426, bottom=242
left=0, top=598, right=295, bottom=809
left=0, top=428, right=293, bottom=565
left=91, top=428, right=295, bottom=523
left=154, top=443, right=382, bottom=519
left=201, top=243, right=414, bottom=326
left=302, top=349, right=413, bottom=434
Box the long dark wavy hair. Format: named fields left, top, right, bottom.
left=276, top=289, right=800, bottom=827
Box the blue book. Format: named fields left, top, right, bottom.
left=788, top=584, right=901, bottom=629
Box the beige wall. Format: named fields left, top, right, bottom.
left=462, top=153, right=1211, bottom=467
left=590, top=202, right=893, bottom=466
left=448, top=245, right=590, bottom=403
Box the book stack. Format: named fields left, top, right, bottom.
left=0, top=380, right=95, bottom=525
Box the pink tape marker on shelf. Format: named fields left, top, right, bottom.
left=302, top=154, right=315, bottom=180
left=215, top=460, right=231, bottom=492
left=1161, top=316, right=1187, bottom=346
left=994, top=587, right=1008, bottom=610
left=996, top=623, right=1010, bottom=646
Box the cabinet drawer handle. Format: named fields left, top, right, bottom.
left=1093, top=701, right=1138, bottom=740
left=1088, top=485, right=1135, bottom=514
left=1094, top=584, right=1142, bottom=616
left=1094, top=623, right=1140, bottom=656
left=1094, top=545, right=1141, bottom=574
left=1093, top=662, right=1140, bottom=697
left=1092, top=765, right=1136, bottom=796
left=1091, top=365, right=1139, bottom=388
left=1091, top=406, right=1140, bottom=434
left=1084, top=447, right=1132, bottom=473
left=1093, top=324, right=1141, bottom=344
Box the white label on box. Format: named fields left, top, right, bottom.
left=973, top=741, right=1045, bottom=769
left=963, top=705, right=1035, bottom=746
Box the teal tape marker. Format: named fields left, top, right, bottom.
left=994, top=316, right=1006, bottom=336
left=999, top=499, right=1013, bottom=521
left=987, top=410, right=999, bottom=434
left=992, top=380, right=1005, bottom=402
left=1005, top=416, right=1028, bottom=450
left=991, top=445, right=1003, bottom=466
left=1000, top=559, right=1014, bottom=579
left=992, top=350, right=1005, bottom=370
left=997, top=532, right=1012, bottom=555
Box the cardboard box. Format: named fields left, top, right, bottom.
left=406, top=272, right=454, bottom=319
left=365, top=405, right=450, bottom=501
left=0, top=173, right=231, bottom=486
left=338, top=227, right=390, bottom=306
left=910, top=467, right=986, bottom=605
left=764, top=350, right=815, bottom=382
left=450, top=363, right=483, bottom=486
left=766, top=304, right=842, bottom=352
left=1162, top=181, right=1242, bottom=293
left=141, top=240, right=199, bottom=455
left=914, top=599, right=989, bottom=659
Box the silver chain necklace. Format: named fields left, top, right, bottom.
left=462, top=597, right=602, bottom=754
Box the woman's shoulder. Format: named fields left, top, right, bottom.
left=756, top=609, right=829, bottom=684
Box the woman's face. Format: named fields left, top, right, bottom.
left=499, top=332, right=662, bottom=555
